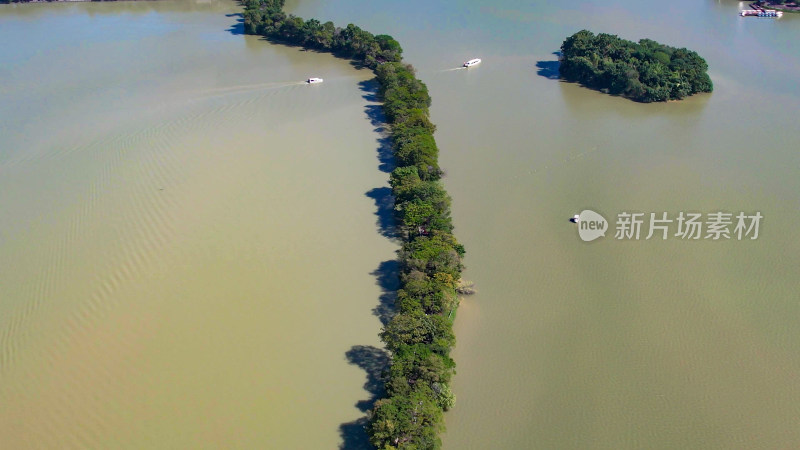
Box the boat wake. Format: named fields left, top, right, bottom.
left=191, top=81, right=306, bottom=99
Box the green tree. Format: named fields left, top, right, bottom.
left=559, top=30, right=712, bottom=102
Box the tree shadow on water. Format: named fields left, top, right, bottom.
left=366, top=187, right=399, bottom=240
left=339, top=345, right=391, bottom=449
left=358, top=79, right=380, bottom=103
left=336, top=260, right=397, bottom=449
left=225, top=13, right=244, bottom=36
left=338, top=76, right=399, bottom=450
left=536, top=51, right=562, bottom=80
left=371, top=259, right=399, bottom=326
left=358, top=79, right=394, bottom=174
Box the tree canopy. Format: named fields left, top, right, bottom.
left=559, top=30, right=713, bottom=102
left=242, top=2, right=465, bottom=448
left=243, top=0, right=402, bottom=69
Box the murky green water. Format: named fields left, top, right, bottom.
left=2, top=0, right=799, bottom=448
left=0, top=1, right=394, bottom=447
left=289, top=0, right=800, bottom=448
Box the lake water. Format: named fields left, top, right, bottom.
left=2, top=0, right=799, bottom=448
left=290, top=0, right=800, bottom=448
left=0, top=1, right=395, bottom=447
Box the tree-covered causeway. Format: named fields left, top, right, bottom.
left=244, top=1, right=465, bottom=448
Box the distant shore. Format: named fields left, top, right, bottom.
left=754, top=1, right=800, bottom=13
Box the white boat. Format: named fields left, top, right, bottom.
left=572, top=214, right=580, bottom=223
left=463, top=58, right=481, bottom=68
left=740, top=9, right=783, bottom=17
left=306, top=77, right=323, bottom=84
left=760, top=10, right=783, bottom=17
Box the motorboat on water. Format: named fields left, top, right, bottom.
left=307, top=77, right=324, bottom=84
left=739, top=9, right=783, bottom=17
left=571, top=214, right=580, bottom=223
left=463, top=58, right=481, bottom=67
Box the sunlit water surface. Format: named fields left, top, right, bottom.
left=288, top=0, right=800, bottom=448
left=0, top=1, right=394, bottom=448
left=2, top=0, right=799, bottom=448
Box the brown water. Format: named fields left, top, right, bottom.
left=0, top=1, right=394, bottom=447
left=288, top=0, right=800, bottom=448
left=2, top=0, right=800, bottom=448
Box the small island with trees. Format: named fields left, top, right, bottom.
left=558, top=30, right=713, bottom=102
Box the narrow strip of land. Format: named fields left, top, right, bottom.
left=243, top=1, right=466, bottom=448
